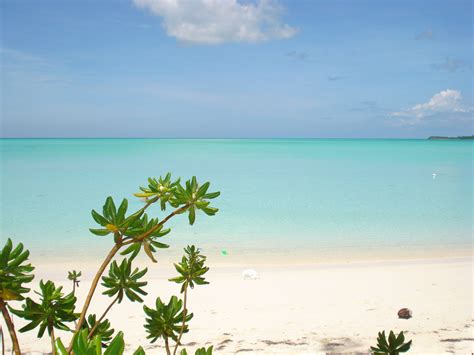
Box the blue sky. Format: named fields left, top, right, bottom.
left=1, top=0, right=472, bottom=138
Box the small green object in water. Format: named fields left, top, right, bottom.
left=221, top=249, right=228, bottom=256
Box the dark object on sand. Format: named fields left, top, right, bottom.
left=398, top=308, right=412, bottom=319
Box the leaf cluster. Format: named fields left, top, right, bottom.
left=181, top=346, right=213, bottom=355
left=2, top=174, right=221, bottom=354
left=0, top=238, right=34, bottom=301
left=68, top=270, right=81, bottom=282
left=90, top=197, right=136, bottom=238
left=101, top=258, right=148, bottom=303
left=172, top=177, right=220, bottom=225
left=11, top=280, right=77, bottom=337
left=134, top=174, right=220, bottom=226
left=89, top=174, right=219, bottom=264
left=82, top=314, right=115, bottom=346
left=371, top=330, right=412, bottom=355
left=169, top=245, right=209, bottom=293
left=120, top=214, right=170, bottom=262
left=143, top=295, right=193, bottom=343
left=55, top=329, right=128, bottom=355
left=134, top=173, right=180, bottom=210
left=68, top=270, right=82, bottom=288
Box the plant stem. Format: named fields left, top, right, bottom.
left=88, top=295, right=119, bottom=339
left=1, top=324, right=5, bottom=355
left=67, top=242, right=122, bottom=352
left=173, top=282, right=189, bottom=355
left=68, top=203, right=187, bottom=353
left=0, top=299, right=21, bottom=355
left=120, top=196, right=160, bottom=243
left=50, top=324, right=56, bottom=355
left=164, top=336, right=171, bottom=355
left=123, top=204, right=190, bottom=246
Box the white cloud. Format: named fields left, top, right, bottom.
left=391, top=89, right=473, bottom=125
left=133, top=0, right=297, bottom=44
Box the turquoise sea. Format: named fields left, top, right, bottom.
left=0, top=139, right=472, bottom=262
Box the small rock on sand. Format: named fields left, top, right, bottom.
left=398, top=308, right=413, bottom=319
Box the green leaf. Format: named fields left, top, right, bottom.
left=120, top=243, right=140, bottom=260
left=104, top=196, right=117, bottom=221
left=89, top=228, right=111, bottom=236
left=134, top=346, right=146, bottom=355
left=196, top=182, right=210, bottom=197
left=378, top=331, right=389, bottom=350
left=104, top=331, right=125, bottom=355
left=117, top=199, right=128, bottom=223
left=54, top=337, right=69, bottom=355
left=203, top=191, right=220, bottom=199
left=398, top=340, right=412, bottom=353
left=396, top=331, right=405, bottom=346
left=91, top=210, right=109, bottom=226
left=201, top=207, right=218, bottom=216
left=188, top=206, right=196, bottom=225
left=144, top=242, right=157, bottom=263
left=388, top=330, right=397, bottom=347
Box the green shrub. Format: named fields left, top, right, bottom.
left=0, top=238, right=35, bottom=353
left=67, top=270, right=81, bottom=295
left=1, top=174, right=219, bottom=354
left=371, top=330, right=412, bottom=355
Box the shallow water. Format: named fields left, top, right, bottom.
left=0, top=139, right=472, bottom=261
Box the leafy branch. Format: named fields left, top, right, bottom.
left=10, top=280, right=77, bottom=354
left=170, top=246, right=209, bottom=355
left=0, top=238, right=35, bottom=355
left=143, top=245, right=209, bottom=355
left=88, top=258, right=148, bottom=338
left=68, top=173, right=219, bottom=352
left=1, top=173, right=219, bottom=354
left=67, top=271, right=81, bottom=295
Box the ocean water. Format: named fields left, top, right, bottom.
left=0, top=139, right=472, bottom=261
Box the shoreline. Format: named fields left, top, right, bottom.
left=28, top=242, right=473, bottom=273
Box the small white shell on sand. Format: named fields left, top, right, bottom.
left=242, top=269, right=259, bottom=280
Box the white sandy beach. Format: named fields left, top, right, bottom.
left=2, top=254, right=473, bottom=354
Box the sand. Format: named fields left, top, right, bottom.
left=2, top=255, right=473, bottom=354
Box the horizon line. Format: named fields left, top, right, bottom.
left=0, top=136, right=433, bottom=140
left=0, top=136, right=473, bottom=140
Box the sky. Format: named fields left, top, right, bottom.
left=0, top=0, right=472, bottom=138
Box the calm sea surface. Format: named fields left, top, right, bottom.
left=0, top=139, right=472, bottom=261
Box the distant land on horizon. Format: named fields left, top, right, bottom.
left=427, top=135, right=474, bottom=140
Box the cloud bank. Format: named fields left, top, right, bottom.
left=133, top=0, right=297, bottom=44
left=391, top=89, right=473, bottom=125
